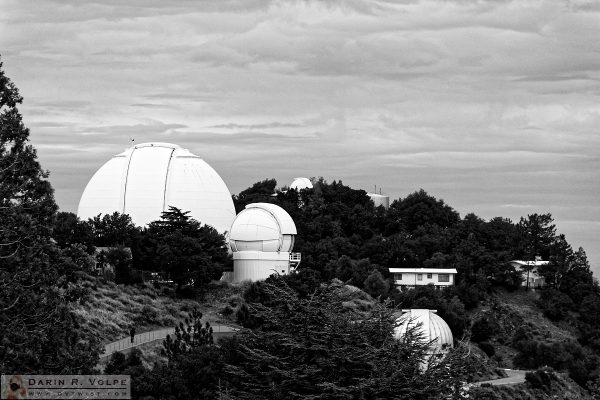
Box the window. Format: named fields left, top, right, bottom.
left=438, top=274, right=450, bottom=282
left=395, top=273, right=402, bottom=280
left=417, top=274, right=423, bottom=281
left=427, top=273, right=432, bottom=279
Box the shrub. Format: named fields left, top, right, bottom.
left=525, top=368, right=555, bottom=391
left=235, top=303, right=254, bottom=327
left=176, top=285, right=198, bottom=299
left=471, top=315, right=497, bottom=343
left=363, top=270, right=390, bottom=298
left=538, top=289, right=573, bottom=321
left=478, top=341, right=495, bottom=357
left=221, top=305, right=234, bottom=317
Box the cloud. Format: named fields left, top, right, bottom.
left=208, top=122, right=305, bottom=130
left=1, top=0, right=599, bottom=273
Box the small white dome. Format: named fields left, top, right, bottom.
left=77, top=142, right=236, bottom=232
left=394, top=309, right=453, bottom=353
left=290, top=177, right=313, bottom=191
left=229, top=203, right=296, bottom=253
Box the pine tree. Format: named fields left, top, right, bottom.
left=0, top=56, right=99, bottom=373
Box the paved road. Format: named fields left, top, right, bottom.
left=100, top=324, right=237, bottom=359
left=473, top=369, right=528, bottom=386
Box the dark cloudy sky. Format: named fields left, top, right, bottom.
left=1, top=0, right=599, bottom=275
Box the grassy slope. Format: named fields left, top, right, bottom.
left=72, top=277, right=244, bottom=345
left=471, top=289, right=578, bottom=369
left=467, top=289, right=595, bottom=398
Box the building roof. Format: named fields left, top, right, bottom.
left=77, top=142, right=236, bottom=232
left=510, top=260, right=549, bottom=267
left=367, top=193, right=388, bottom=199
left=394, top=309, right=453, bottom=352
left=388, top=268, right=458, bottom=274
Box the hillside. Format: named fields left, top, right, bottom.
left=471, top=371, right=592, bottom=399
left=470, top=289, right=579, bottom=369
left=71, top=276, right=242, bottom=345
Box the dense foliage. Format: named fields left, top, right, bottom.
left=230, top=178, right=600, bottom=390
left=0, top=57, right=99, bottom=373
left=231, top=179, right=572, bottom=307
left=133, top=207, right=230, bottom=292
left=108, top=279, right=475, bottom=399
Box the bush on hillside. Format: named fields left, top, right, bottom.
left=471, top=315, right=498, bottom=343
left=538, top=289, right=574, bottom=321
left=363, top=269, right=390, bottom=298
left=478, top=341, right=495, bottom=357
left=525, top=367, right=556, bottom=391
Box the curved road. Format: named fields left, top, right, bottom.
left=100, top=324, right=237, bottom=359
left=473, top=369, right=528, bottom=386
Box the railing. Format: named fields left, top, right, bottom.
left=100, top=324, right=236, bottom=359
left=289, top=252, right=301, bottom=271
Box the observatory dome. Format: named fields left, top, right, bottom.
left=77, top=142, right=236, bottom=232
left=290, top=177, right=313, bottom=191
left=229, top=203, right=297, bottom=253
left=394, top=309, right=453, bottom=353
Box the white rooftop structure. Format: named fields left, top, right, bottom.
left=228, top=203, right=300, bottom=282
left=394, top=309, right=453, bottom=355
left=367, top=193, right=390, bottom=209
left=290, top=177, right=313, bottom=191
left=77, top=142, right=236, bottom=232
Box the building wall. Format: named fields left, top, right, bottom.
left=510, top=261, right=547, bottom=288
left=392, top=272, right=455, bottom=287
left=233, top=251, right=291, bottom=282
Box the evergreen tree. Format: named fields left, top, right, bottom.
left=136, top=206, right=230, bottom=290
left=0, top=56, right=99, bottom=373
left=232, top=178, right=277, bottom=213
left=218, top=278, right=472, bottom=399
left=89, top=211, right=137, bottom=247
left=52, top=211, right=95, bottom=252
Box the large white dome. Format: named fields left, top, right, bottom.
left=394, top=309, right=453, bottom=353
left=77, top=142, right=236, bottom=232
left=229, top=203, right=296, bottom=253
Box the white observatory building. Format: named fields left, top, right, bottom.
left=290, top=177, right=313, bottom=191
left=394, top=309, right=453, bottom=363
left=77, top=142, right=236, bottom=232
left=228, top=203, right=301, bottom=282
left=367, top=193, right=390, bottom=209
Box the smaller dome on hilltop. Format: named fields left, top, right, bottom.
left=394, top=309, right=453, bottom=353
left=290, top=177, right=313, bottom=191
left=229, top=203, right=296, bottom=253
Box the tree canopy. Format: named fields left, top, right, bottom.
left=134, top=206, right=230, bottom=290
left=0, top=56, right=99, bottom=373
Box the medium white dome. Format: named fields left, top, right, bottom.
left=394, top=309, right=453, bottom=353
left=229, top=203, right=296, bottom=253
left=290, top=177, right=313, bottom=191
left=77, top=142, right=236, bottom=232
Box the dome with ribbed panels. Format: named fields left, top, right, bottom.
left=77, top=142, right=235, bottom=232
left=394, top=309, right=453, bottom=353
left=229, top=203, right=296, bottom=253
